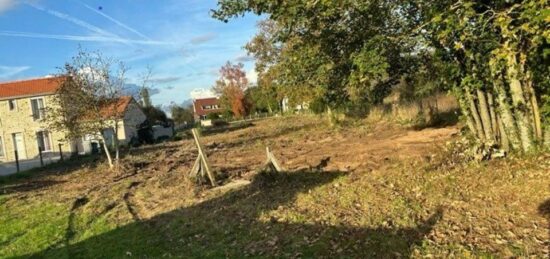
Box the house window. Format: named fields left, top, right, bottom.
left=8, top=99, right=16, bottom=111
left=36, top=131, right=52, bottom=151
left=202, top=105, right=219, bottom=110
left=0, top=136, right=4, bottom=157
left=31, top=98, right=45, bottom=120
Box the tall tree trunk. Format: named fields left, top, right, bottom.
left=519, top=54, right=543, bottom=140
left=487, top=92, right=498, bottom=139
left=525, top=73, right=542, bottom=140
left=506, top=50, right=534, bottom=152
left=497, top=115, right=510, bottom=152
left=465, top=89, right=485, bottom=141
left=476, top=89, right=495, bottom=144
left=494, top=84, right=521, bottom=150
left=457, top=94, right=477, bottom=136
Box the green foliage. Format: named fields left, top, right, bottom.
left=227, top=1, right=421, bottom=115
left=142, top=106, right=168, bottom=125
left=206, top=112, right=221, bottom=120
left=170, top=104, right=194, bottom=125
left=308, top=97, right=327, bottom=115
left=215, top=0, right=550, bottom=150
left=245, top=85, right=279, bottom=113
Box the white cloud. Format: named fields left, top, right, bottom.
left=0, top=0, right=17, bottom=14
left=235, top=54, right=254, bottom=63
left=246, top=69, right=258, bottom=85
left=190, top=33, right=217, bottom=45
left=190, top=88, right=216, bottom=99
left=0, top=65, right=30, bottom=79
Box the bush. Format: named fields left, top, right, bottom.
left=212, top=120, right=229, bottom=127
left=309, top=97, right=327, bottom=114
left=206, top=112, right=221, bottom=120
left=137, top=125, right=154, bottom=144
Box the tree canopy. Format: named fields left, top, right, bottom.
left=213, top=0, right=550, bottom=152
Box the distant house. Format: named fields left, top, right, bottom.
left=77, top=96, right=147, bottom=154
left=192, top=97, right=223, bottom=120
left=282, top=97, right=309, bottom=113
left=0, top=77, right=146, bottom=163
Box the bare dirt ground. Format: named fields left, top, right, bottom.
left=1, top=115, right=549, bottom=258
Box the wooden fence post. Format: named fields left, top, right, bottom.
left=14, top=150, right=20, bottom=173
left=190, top=128, right=217, bottom=186
left=58, top=143, right=63, bottom=161
left=39, top=146, right=44, bottom=166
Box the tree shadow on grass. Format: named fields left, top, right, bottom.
left=0, top=155, right=102, bottom=195
left=22, top=170, right=443, bottom=258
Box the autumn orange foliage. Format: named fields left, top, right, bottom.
left=213, top=62, right=249, bottom=118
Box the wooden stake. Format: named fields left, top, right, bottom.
left=191, top=129, right=217, bottom=186
left=262, top=147, right=284, bottom=173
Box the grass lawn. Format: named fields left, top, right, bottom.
left=1, top=116, right=549, bottom=258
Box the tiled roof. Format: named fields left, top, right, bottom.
left=193, top=97, right=222, bottom=116
left=0, top=77, right=65, bottom=99
left=98, top=96, right=134, bottom=118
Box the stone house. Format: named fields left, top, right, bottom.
left=0, top=77, right=146, bottom=163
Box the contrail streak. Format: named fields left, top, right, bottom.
left=77, top=0, right=151, bottom=40
left=0, top=31, right=170, bottom=45
left=25, top=2, right=119, bottom=39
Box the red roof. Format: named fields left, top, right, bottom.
left=99, top=96, right=134, bottom=118
left=0, top=77, right=65, bottom=99
left=193, top=97, right=223, bottom=116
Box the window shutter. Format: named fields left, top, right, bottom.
left=31, top=100, right=40, bottom=120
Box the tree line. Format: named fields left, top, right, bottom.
left=212, top=0, right=549, bottom=152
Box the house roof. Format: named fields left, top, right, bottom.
left=98, top=96, right=134, bottom=118
left=0, top=76, right=65, bottom=99
left=193, top=97, right=222, bottom=116
left=193, top=97, right=219, bottom=106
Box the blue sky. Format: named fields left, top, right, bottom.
left=0, top=0, right=260, bottom=106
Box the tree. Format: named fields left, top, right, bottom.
left=212, top=62, right=250, bottom=118
left=140, top=88, right=152, bottom=108
left=142, top=105, right=168, bottom=125
left=138, top=66, right=153, bottom=108
left=216, top=2, right=421, bottom=114
left=47, top=49, right=129, bottom=169
left=170, top=104, right=194, bottom=125
left=418, top=0, right=549, bottom=152
left=245, top=85, right=279, bottom=114
left=214, top=0, right=550, bottom=153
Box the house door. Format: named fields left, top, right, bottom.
left=12, top=133, right=27, bottom=159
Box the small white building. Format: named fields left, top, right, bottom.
left=76, top=96, right=147, bottom=154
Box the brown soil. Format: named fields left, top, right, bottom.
left=2, top=115, right=548, bottom=257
